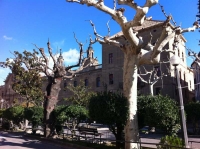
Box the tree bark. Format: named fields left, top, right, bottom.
left=123, top=52, right=139, bottom=149
left=44, top=77, right=62, bottom=137
left=150, top=84, right=153, bottom=96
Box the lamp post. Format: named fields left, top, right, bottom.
left=170, top=55, right=189, bottom=148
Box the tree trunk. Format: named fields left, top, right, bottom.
left=44, top=77, right=62, bottom=137
left=123, top=53, right=140, bottom=149
left=150, top=84, right=153, bottom=96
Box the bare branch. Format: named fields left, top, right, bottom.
left=138, top=74, right=148, bottom=84
left=162, top=48, right=175, bottom=54
left=87, top=20, right=104, bottom=39
left=88, top=20, right=123, bottom=48
left=122, top=0, right=158, bottom=28
left=47, top=39, right=56, bottom=65
left=106, top=20, right=111, bottom=37
left=181, top=21, right=200, bottom=33
left=159, top=3, right=176, bottom=26
left=33, top=43, right=50, bottom=76
left=114, top=0, right=117, bottom=10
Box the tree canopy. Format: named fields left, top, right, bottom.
left=65, top=80, right=96, bottom=107
left=89, top=91, right=128, bottom=148
left=138, top=95, right=180, bottom=135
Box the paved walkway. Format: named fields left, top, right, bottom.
left=2, top=130, right=200, bottom=149
left=0, top=132, right=77, bottom=149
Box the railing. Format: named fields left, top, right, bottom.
left=115, top=139, right=200, bottom=149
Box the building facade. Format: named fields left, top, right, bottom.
left=1, top=20, right=195, bottom=106
left=191, top=52, right=200, bottom=101
left=61, top=20, right=195, bottom=104
left=0, top=73, right=22, bottom=108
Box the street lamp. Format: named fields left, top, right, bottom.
left=170, top=55, right=189, bottom=148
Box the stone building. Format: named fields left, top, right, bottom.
left=191, top=52, right=200, bottom=101
left=60, top=20, right=195, bottom=104
left=0, top=73, right=22, bottom=108
left=1, top=20, right=195, bottom=106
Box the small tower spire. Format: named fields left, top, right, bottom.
left=57, top=49, right=64, bottom=66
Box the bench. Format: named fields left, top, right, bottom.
left=78, top=127, right=102, bottom=143
left=62, top=126, right=79, bottom=140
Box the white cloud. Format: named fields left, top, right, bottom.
left=43, top=48, right=80, bottom=73
left=3, top=35, right=13, bottom=40
left=62, top=49, right=80, bottom=64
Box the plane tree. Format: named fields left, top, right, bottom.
left=138, top=63, right=169, bottom=95
left=67, top=0, right=199, bottom=148
left=0, top=34, right=96, bottom=137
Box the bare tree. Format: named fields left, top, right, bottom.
left=138, top=63, right=169, bottom=96
left=67, top=1, right=199, bottom=148
left=1, top=34, right=96, bottom=137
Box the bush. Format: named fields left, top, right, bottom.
left=2, top=120, right=10, bottom=130
left=24, top=106, right=43, bottom=129
left=138, top=95, right=180, bottom=135
left=157, top=135, right=184, bottom=149
left=3, top=106, right=24, bottom=125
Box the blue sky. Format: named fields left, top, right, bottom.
left=0, top=0, right=199, bottom=85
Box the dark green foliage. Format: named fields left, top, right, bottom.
left=66, top=105, right=89, bottom=123
left=51, top=105, right=69, bottom=134
left=3, top=106, right=24, bottom=125
left=0, top=109, right=4, bottom=118
left=138, top=95, right=180, bottom=135
left=2, top=120, right=10, bottom=130
left=89, top=91, right=128, bottom=127
left=53, top=105, right=69, bottom=125
left=51, top=105, right=88, bottom=134
left=185, top=102, right=200, bottom=134
left=65, top=81, right=96, bottom=107
left=3, top=51, right=44, bottom=107
left=24, top=106, right=43, bottom=128
left=158, top=135, right=184, bottom=149
left=89, top=91, right=128, bottom=148
left=185, top=102, right=200, bottom=122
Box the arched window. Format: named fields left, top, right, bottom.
left=85, top=79, right=88, bottom=86
left=109, top=53, right=113, bottom=64
left=96, top=77, right=100, bottom=87
left=109, top=74, right=114, bottom=85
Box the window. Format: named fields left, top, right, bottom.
left=178, top=50, right=180, bottom=57
left=85, top=79, right=88, bottom=86
left=184, top=73, right=186, bottom=85
left=74, top=81, right=77, bottom=87
left=109, top=53, right=113, bottom=64
left=154, top=66, right=161, bottom=77
left=96, top=77, right=100, bottom=87
left=63, top=81, right=67, bottom=88
left=155, top=87, right=161, bottom=95
left=109, top=74, right=114, bottom=85
left=182, top=52, right=184, bottom=62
